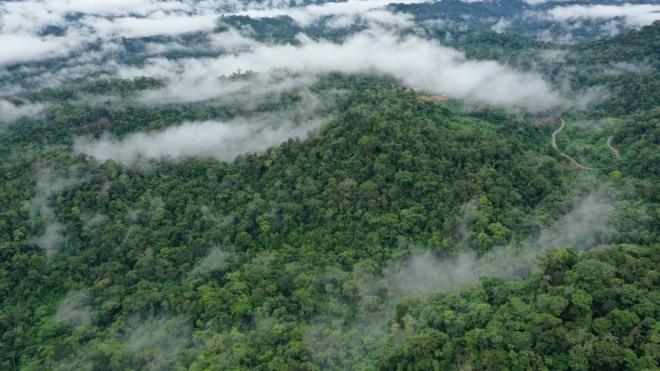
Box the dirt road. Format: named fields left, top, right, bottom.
left=552, top=119, right=595, bottom=171
left=607, top=136, right=621, bottom=160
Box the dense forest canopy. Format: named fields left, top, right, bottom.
left=0, top=0, right=658, bottom=370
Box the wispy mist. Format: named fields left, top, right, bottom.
left=73, top=92, right=328, bottom=165
left=0, top=99, right=46, bottom=124
left=543, top=4, right=660, bottom=27
left=188, top=247, right=231, bottom=280
left=384, top=193, right=615, bottom=297
left=55, top=289, right=93, bottom=328
left=28, top=167, right=85, bottom=259
left=125, top=315, right=190, bottom=370
left=123, top=30, right=565, bottom=111
left=234, top=0, right=420, bottom=28
left=0, top=0, right=579, bottom=112
left=306, top=192, right=617, bottom=366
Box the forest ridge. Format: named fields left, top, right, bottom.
left=0, top=1, right=658, bottom=370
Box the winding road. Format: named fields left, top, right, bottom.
left=606, top=136, right=621, bottom=161
left=551, top=119, right=595, bottom=171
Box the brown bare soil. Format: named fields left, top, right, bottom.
left=406, top=86, right=447, bottom=103
left=419, top=95, right=448, bottom=103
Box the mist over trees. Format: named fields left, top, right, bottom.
left=0, top=1, right=658, bottom=370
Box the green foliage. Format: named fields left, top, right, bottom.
left=0, top=20, right=658, bottom=371
left=374, top=245, right=659, bottom=371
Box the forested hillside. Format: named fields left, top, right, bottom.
left=0, top=1, right=658, bottom=370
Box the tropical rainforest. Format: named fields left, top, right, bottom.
left=0, top=1, right=658, bottom=370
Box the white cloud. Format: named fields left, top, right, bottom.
left=0, top=35, right=73, bottom=66
left=188, top=247, right=231, bottom=279
left=0, top=0, right=223, bottom=66
left=127, top=67, right=317, bottom=105
left=125, top=315, right=190, bottom=370
left=46, top=0, right=156, bottom=14
left=73, top=107, right=326, bottom=165
left=0, top=0, right=586, bottom=112
left=82, top=14, right=218, bottom=39
left=306, top=191, right=617, bottom=366
left=381, top=193, right=615, bottom=297
left=55, top=289, right=93, bottom=327
left=545, top=4, right=660, bottom=27
left=523, top=0, right=575, bottom=5
left=28, top=167, right=86, bottom=259
left=235, top=0, right=421, bottom=27
left=0, top=99, right=47, bottom=123
left=125, top=30, right=563, bottom=110
left=209, top=28, right=260, bottom=51
left=491, top=18, right=511, bottom=33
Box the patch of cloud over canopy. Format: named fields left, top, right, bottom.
left=42, top=0, right=157, bottom=14
left=0, top=0, right=221, bottom=67
left=1, top=0, right=567, bottom=112
left=188, top=247, right=231, bottom=280
left=544, top=4, right=660, bottom=27
left=158, top=73, right=315, bottom=105
left=534, top=193, right=615, bottom=250
left=383, top=193, right=615, bottom=298
left=234, top=0, right=420, bottom=28
left=73, top=96, right=327, bottom=165
left=125, top=315, right=190, bottom=370
left=1, top=0, right=194, bottom=30
left=28, top=167, right=86, bottom=259
left=523, top=0, right=565, bottom=5
left=81, top=14, right=218, bottom=39
left=604, top=62, right=653, bottom=75
left=325, top=9, right=415, bottom=29
left=116, top=46, right=318, bottom=104
left=32, top=223, right=66, bottom=259
left=491, top=18, right=511, bottom=33
left=50, top=312, right=191, bottom=369
left=127, top=30, right=563, bottom=111
left=0, top=99, right=47, bottom=123
left=208, top=28, right=261, bottom=52
left=74, top=117, right=322, bottom=165
left=0, top=35, right=76, bottom=66
left=55, top=289, right=93, bottom=327
left=306, top=192, right=616, bottom=366
left=0, top=0, right=352, bottom=44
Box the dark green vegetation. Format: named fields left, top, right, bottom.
left=1, top=18, right=658, bottom=371
left=368, top=245, right=660, bottom=370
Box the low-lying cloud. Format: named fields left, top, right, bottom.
left=0, top=0, right=573, bottom=113
left=385, top=193, right=615, bottom=297
left=55, top=289, right=93, bottom=327
left=2, top=0, right=604, bottom=112
left=82, top=14, right=218, bottom=39
left=0, top=99, right=46, bottom=124
left=544, top=4, right=660, bottom=27
left=123, top=66, right=317, bottom=105
left=28, top=167, right=86, bottom=259
left=0, top=0, right=221, bottom=67
left=234, top=0, right=420, bottom=28
left=122, top=30, right=564, bottom=111
left=3, top=0, right=413, bottom=68
left=125, top=315, right=190, bottom=370
left=307, top=192, right=617, bottom=366
left=74, top=116, right=322, bottom=165
left=0, top=35, right=74, bottom=66
left=188, top=247, right=231, bottom=280
left=73, top=94, right=327, bottom=165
